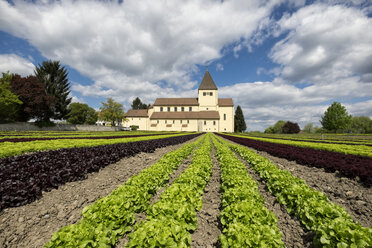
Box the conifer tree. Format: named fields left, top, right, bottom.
left=234, top=105, right=246, bottom=132
left=35, top=60, right=72, bottom=120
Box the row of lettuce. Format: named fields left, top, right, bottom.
left=45, top=134, right=206, bottom=247
left=0, top=133, right=200, bottom=211
left=0, top=132, right=192, bottom=158
left=227, top=133, right=372, bottom=157
left=217, top=136, right=371, bottom=247
left=44, top=133, right=371, bottom=247
left=0, top=131, right=177, bottom=139
left=219, top=133, right=372, bottom=186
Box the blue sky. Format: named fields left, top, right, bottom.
left=1, top=0, right=371, bottom=131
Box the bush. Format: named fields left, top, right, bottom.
left=130, top=125, right=139, bottom=131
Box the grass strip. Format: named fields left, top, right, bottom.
left=212, top=134, right=284, bottom=247
left=44, top=135, right=204, bottom=248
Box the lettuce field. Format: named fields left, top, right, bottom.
left=0, top=131, right=371, bottom=247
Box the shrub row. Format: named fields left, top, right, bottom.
left=212, top=135, right=284, bottom=247
left=218, top=133, right=372, bottom=186
left=44, top=135, right=204, bottom=247
left=0, top=133, right=201, bottom=211
left=224, top=139, right=372, bottom=248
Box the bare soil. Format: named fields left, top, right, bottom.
left=0, top=137, right=199, bottom=248
left=191, top=147, right=222, bottom=248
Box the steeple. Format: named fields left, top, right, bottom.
left=198, top=70, right=218, bottom=90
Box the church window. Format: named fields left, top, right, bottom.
left=175, top=107, right=177, bottom=111
left=187, top=120, right=189, bottom=124
left=213, top=121, right=216, bottom=125
left=180, top=120, right=182, bottom=124
left=160, top=107, right=163, bottom=112
left=157, top=120, right=159, bottom=124
left=181, top=107, right=184, bottom=111
left=210, top=92, right=213, bottom=96
left=165, top=120, right=167, bottom=124
left=189, top=107, right=192, bottom=111
left=167, top=107, right=170, bottom=111
left=204, top=120, right=206, bottom=125
left=173, top=120, right=175, bottom=124
left=203, top=92, right=206, bottom=96
left=224, top=114, right=226, bottom=120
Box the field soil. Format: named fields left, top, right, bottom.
left=0, top=137, right=199, bottom=248
left=191, top=148, right=222, bottom=248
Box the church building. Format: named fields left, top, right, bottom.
left=123, top=71, right=234, bottom=132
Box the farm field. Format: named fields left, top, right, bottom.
left=0, top=133, right=371, bottom=247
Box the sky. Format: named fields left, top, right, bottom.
left=0, top=0, right=371, bottom=131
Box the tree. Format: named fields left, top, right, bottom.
left=282, top=121, right=300, bottom=134
left=0, top=72, right=22, bottom=123
left=350, top=116, right=372, bottom=134
left=10, top=74, right=55, bottom=123
left=320, top=102, right=352, bottom=132
left=67, top=102, right=98, bottom=125
left=35, top=60, right=72, bottom=120
left=234, top=105, right=246, bottom=132
left=273, top=120, right=286, bottom=133
left=264, top=126, right=275, bottom=134
left=131, top=97, right=149, bottom=109
left=99, top=98, right=125, bottom=126
left=303, top=123, right=314, bottom=133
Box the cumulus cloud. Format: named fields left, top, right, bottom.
left=0, top=54, right=35, bottom=76
left=216, top=63, right=224, bottom=71
left=269, top=3, right=372, bottom=84
left=0, top=0, right=281, bottom=105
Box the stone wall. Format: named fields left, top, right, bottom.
left=0, top=122, right=121, bottom=132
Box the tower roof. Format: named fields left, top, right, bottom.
left=198, top=71, right=218, bottom=90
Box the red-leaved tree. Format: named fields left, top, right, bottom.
left=11, top=74, right=55, bottom=122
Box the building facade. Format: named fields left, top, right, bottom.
left=123, top=71, right=234, bottom=132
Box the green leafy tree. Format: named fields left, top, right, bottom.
left=273, top=120, right=286, bottom=133
left=0, top=72, right=22, bottom=123
left=99, top=98, right=125, bottom=126
left=131, top=97, right=149, bottom=109
left=350, top=116, right=372, bottom=134
left=320, top=102, right=352, bottom=132
left=264, top=126, right=275, bottom=134
left=234, top=105, right=246, bottom=132
left=10, top=74, right=55, bottom=123
left=35, top=60, right=72, bottom=120
left=303, top=123, right=314, bottom=133
left=67, top=102, right=98, bottom=125
left=282, top=121, right=300, bottom=134
left=85, top=107, right=98, bottom=125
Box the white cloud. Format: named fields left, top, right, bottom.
left=216, top=63, right=224, bottom=71
left=0, top=54, right=35, bottom=76
left=269, top=3, right=372, bottom=84
left=0, top=0, right=281, bottom=105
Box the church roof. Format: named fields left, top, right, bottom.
left=198, top=71, right=218, bottom=90
left=218, top=98, right=234, bottom=106
left=150, top=111, right=220, bottom=120
left=124, top=109, right=148, bottom=117
left=153, top=98, right=199, bottom=106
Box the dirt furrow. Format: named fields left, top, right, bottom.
left=0, top=137, right=199, bottom=248
left=191, top=147, right=222, bottom=248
